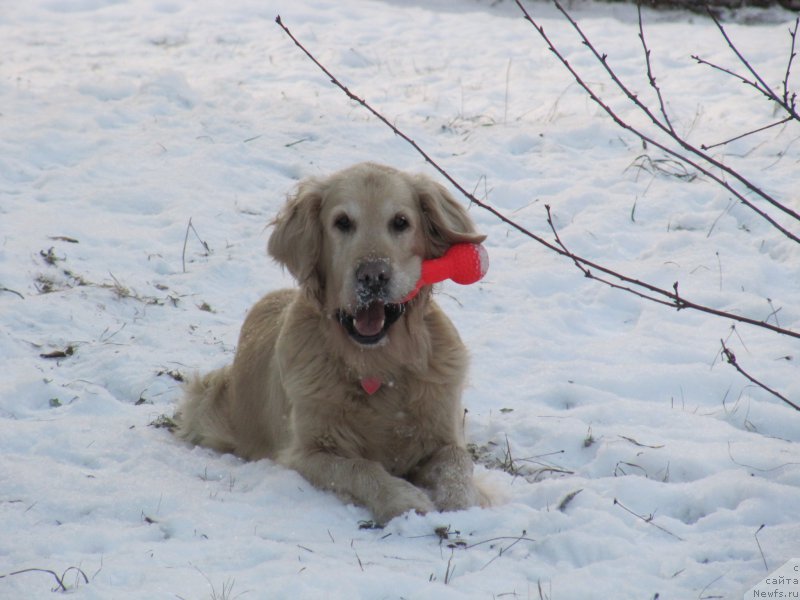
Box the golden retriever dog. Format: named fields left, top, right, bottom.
left=176, top=162, right=489, bottom=524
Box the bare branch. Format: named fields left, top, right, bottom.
left=708, top=9, right=800, bottom=122
left=784, top=17, right=799, bottom=112
left=720, top=340, right=799, bottom=411
left=276, top=14, right=800, bottom=340
left=528, top=0, right=800, bottom=235
left=545, top=205, right=678, bottom=310
left=701, top=116, right=793, bottom=151
left=637, top=4, right=675, bottom=134
left=545, top=205, right=589, bottom=276
left=691, top=53, right=765, bottom=96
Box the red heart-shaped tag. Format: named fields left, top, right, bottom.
left=360, top=377, right=382, bottom=395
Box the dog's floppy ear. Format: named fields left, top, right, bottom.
left=268, top=178, right=325, bottom=301
left=413, top=175, right=486, bottom=258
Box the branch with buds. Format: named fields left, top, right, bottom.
left=275, top=7, right=798, bottom=409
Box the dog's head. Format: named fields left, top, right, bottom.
left=268, top=163, right=485, bottom=347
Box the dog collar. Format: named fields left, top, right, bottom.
left=360, top=377, right=382, bottom=395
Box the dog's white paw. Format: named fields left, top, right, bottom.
left=373, top=481, right=435, bottom=524
left=430, top=479, right=482, bottom=512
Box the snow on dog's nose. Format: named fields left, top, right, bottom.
left=355, top=259, right=391, bottom=303
left=353, top=259, right=392, bottom=338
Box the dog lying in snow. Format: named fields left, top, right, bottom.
left=176, top=162, right=490, bottom=524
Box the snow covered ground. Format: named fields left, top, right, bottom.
left=1, top=0, right=799, bottom=598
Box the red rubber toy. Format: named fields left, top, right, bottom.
left=402, top=243, right=489, bottom=302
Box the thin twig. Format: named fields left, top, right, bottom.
left=275, top=14, right=800, bottom=341
left=444, top=550, right=455, bottom=584
left=353, top=549, right=364, bottom=572
left=783, top=18, right=799, bottom=110
left=538, top=579, right=552, bottom=600
left=546, top=205, right=587, bottom=275
left=637, top=4, right=674, bottom=134
left=613, top=498, right=684, bottom=541
left=720, top=340, right=799, bottom=411
left=698, top=573, right=725, bottom=600
left=546, top=205, right=679, bottom=309
left=479, top=532, right=529, bottom=571
left=691, top=54, right=765, bottom=96
left=713, top=14, right=780, bottom=101
left=708, top=9, right=799, bottom=122
left=181, top=217, right=211, bottom=274
left=754, top=524, right=768, bottom=572
left=693, top=46, right=800, bottom=132
left=0, top=567, right=89, bottom=592
left=726, top=442, right=800, bottom=473
left=0, top=286, right=24, bottom=299
left=701, top=116, right=793, bottom=151
left=532, top=0, right=800, bottom=234
left=182, top=217, right=193, bottom=274
left=465, top=534, right=538, bottom=550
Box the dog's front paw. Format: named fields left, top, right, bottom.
left=410, top=445, right=487, bottom=512
left=431, top=479, right=482, bottom=512
left=373, top=481, right=435, bottom=525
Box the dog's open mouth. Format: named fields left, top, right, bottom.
left=336, top=301, right=406, bottom=346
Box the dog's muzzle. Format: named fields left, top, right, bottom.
left=336, top=259, right=407, bottom=345
left=336, top=301, right=406, bottom=346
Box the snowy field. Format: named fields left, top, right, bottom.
left=2, top=0, right=799, bottom=598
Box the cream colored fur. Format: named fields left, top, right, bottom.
left=176, top=162, right=488, bottom=524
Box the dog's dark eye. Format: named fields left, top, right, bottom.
left=334, top=214, right=353, bottom=233
left=392, top=214, right=410, bottom=233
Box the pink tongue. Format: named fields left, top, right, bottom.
left=354, top=301, right=385, bottom=337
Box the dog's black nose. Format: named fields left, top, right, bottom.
left=356, top=260, right=391, bottom=299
